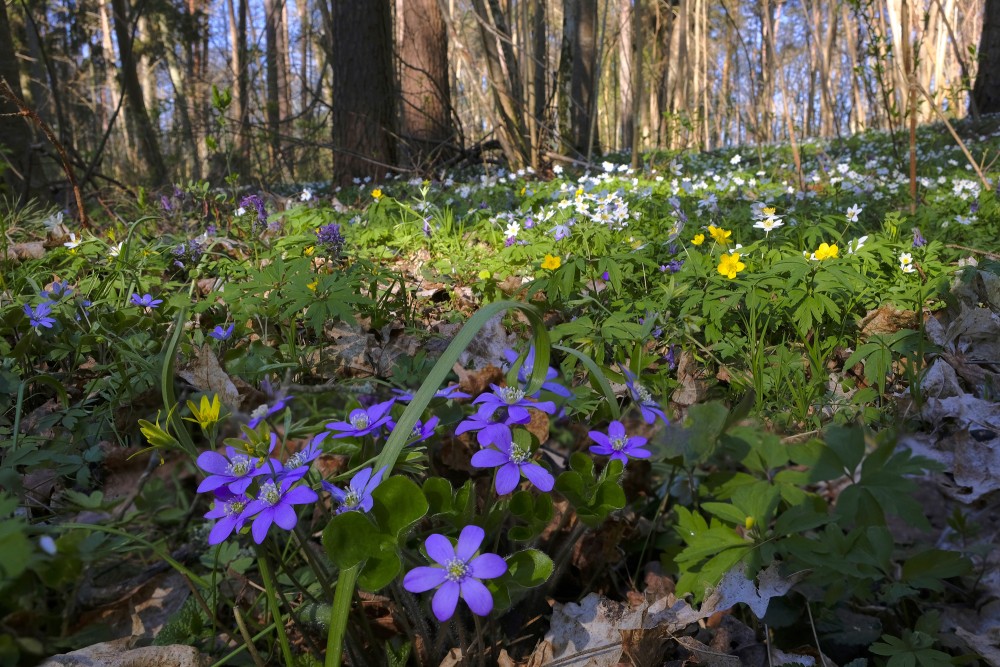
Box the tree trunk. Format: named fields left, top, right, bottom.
left=0, top=0, right=35, bottom=199
left=570, top=0, right=598, bottom=157
left=617, top=0, right=633, bottom=151
left=110, top=0, right=167, bottom=185
left=397, top=0, right=453, bottom=168
left=329, top=0, right=395, bottom=183
left=973, top=0, right=1000, bottom=113
left=265, top=0, right=284, bottom=177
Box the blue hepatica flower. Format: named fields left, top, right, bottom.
left=551, top=224, right=571, bottom=241
left=455, top=403, right=530, bottom=448
left=503, top=347, right=573, bottom=398
left=619, top=365, right=669, bottom=425
left=244, top=478, right=318, bottom=544
left=248, top=394, right=294, bottom=428
left=471, top=433, right=555, bottom=495
left=24, top=302, right=56, bottom=331
left=313, top=399, right=395, bottom=444
left=130, top=293, right=163, bottom=309
left=387, top=416, right=440, bottom=445
left=403, top=525, right=508, bottom=621
left=392, top=385, right=471, bottom=402
left=322, top=466, right=387, bottom=514
left=196, top=444, right=273, bottom=495
left=45, top=281, right=73, bottom=300
left=473, top=384, right=556, bottom=424
left=588, top=421, right=651, bottom=465
left=209, top=323, right=235, bottom=340
left=204, top=489, right=253, bottom=545
left=278, top=441, right=322, bottom=483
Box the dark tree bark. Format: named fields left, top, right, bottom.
left=330, top=0, right=395, bottom=183
left=110, top=0, right=167, bottom=185
left=397, top=0, right=453, bottom=167
left=570, top=0, right=599, bottom=157
left=265, top=0, right=284, bottom=176
left=0, top=0, right=35, bottom=199
left=973, top=0, right=1000, bottom=114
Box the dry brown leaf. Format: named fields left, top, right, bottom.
left=1, top=242, right=45, bottom=261
left=859, top=303, right=918, bottom=338
left=177, top=344, right=241, bottom=410
left=40, top=638, right=209, bottom=667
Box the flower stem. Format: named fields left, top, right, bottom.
left=326, top=564, right=359, bottom=667
left=256, top=548, right=294, bottom=666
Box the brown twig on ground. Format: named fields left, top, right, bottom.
left=0, top=77, right=89, bottom=227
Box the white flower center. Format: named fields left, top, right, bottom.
left=343, top=490, right=363, bottom=510
left=509, top=445, right=531, bottom=464
left=250, top=404, right=269, bottom=420
left=634, top=383, right=653, bottom=404
left=610, top=436, right=628, bottom=452
left=225, top=499, right=247, bottom=517
left=285, top=452, right=303, bottom=469
left=259, top=481, right=281, bottom=506
left=227, top=455, right=252, bottom=477
left=499, top=387, right=525, bottom=405
left=350, top=413, right=370, bottom=430
left=445, top=558, right=471, bottom=582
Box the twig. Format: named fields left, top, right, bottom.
left=233, top=606, right=267, bottom=667
left=945, top=244, right=1000, bottom=261
left=0, top=77, right=89, bottom=227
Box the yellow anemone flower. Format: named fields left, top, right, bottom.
left=814, top=242, right=839, bottom=260
left=717, top=252, right=746, bottom=279
left=371, top=188, right=383, bottom=200
left=691, top=233, right=705, bottom=246
left=541, top=254, right=561, bottom=270
left=708, top=225, right=732, bottom=244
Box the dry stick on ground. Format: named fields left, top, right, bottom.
left=0, top=77, right=89, bottom=228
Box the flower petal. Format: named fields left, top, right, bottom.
left=468, top=553, right=507, bottom=579
left=403, top=566, right=447, bottom=593
left=588, top=431, right=611, bottom=448
left=425, top=533, right=456, bottom=565
left=627, top=445, right=652, bottom=459
left=284, top=485, right=319, bottom=505
left=251, top=511, right=273, bottom=544
left=196, top=450, right=230, bottom=474
left=432, top=581, right=460, bottom=621
left=460, top=578, right=494, bottom=616
left=495, top=463, right=521, bottom=495
left=471, top=448, right=508, bottom=468
left=521, top=463, right=554, bottom=492
left=608, top=421, right=626, bottom=439
left=456, top=525, right=486, bottom=561
left=272, top=503, right=298, bottom=530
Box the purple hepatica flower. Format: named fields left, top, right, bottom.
left=619, top=365, right=669, bottom=426
left=131, top=293, right=163, bottom=309
left=197, top=445, right=271, bottom=495
left=314, top=399, right=395, bottom=444
left=248, top=395, right=294, bottom=429
left=662, top=259, right=684, bottom=273
left=279, top=441, right=322, bottom=483
left=912, top=227, right=926, bottom=248
left=24, top=302, right=56, bottom=331
left=471, top=434, right=555, bottom=495
left=204, top=489, right=253, bottom=545
left=551, top=224, right=571, bottom=241
left=46, top=281, right=73, bottom=300
left=602, top=271, right=611, bottom=281
left=322, top=466, right=386, bottom=514
left=209, top=323, right=235, bottom=340
left=403, top=524, right=507, bottom=621
left=503, top=347, right=573, bottom=399
left=588, top=421, right=651, bottom=464
left=455, top=404, right=529, bottom=448
left=387, top=415, right=441, bottom=445
left=244, top=478, right=318, bottom=544
left=473, top=384, right=556, bottom=425
left=392, top=385, right=471, bottom=402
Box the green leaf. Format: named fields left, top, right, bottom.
left=901, top=549, right=971, bottom=590
left=358, top=542, right=402, bottom=591
left=371, top=476, right=428, bottom=538
left=322, top=511, right=384, bottom=569
left=422, top=477, right=453, bottom=515
left=505, top=549, right=554, bottom=588
left=702, top=502, right=748, bottom=526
